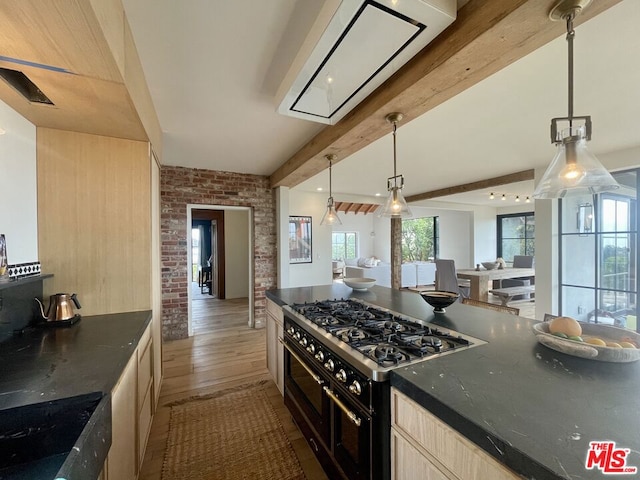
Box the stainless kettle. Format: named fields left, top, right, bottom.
left=35, top=293, right=82, bottom=322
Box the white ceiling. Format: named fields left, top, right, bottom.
left=122, top=0, right=640, bottom=205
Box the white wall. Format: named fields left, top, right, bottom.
left=224, top=209, right=249, bottom=298
left=372, top=206, right=473, bottom=267
left=471, top=206, right=497, bottom=266
left=333, top=211, right=375, bottom=259
left=0, top=100, right=38, bottom=264
left=286, top=190, right=332, bottom=287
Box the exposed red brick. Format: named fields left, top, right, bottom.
left=160, top=166, right=276, bottom=340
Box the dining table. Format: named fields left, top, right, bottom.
left=456, top=267, right=535, bottom=301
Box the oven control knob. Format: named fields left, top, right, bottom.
left=348, top=381, right=362, bottom=396
left=315, top=350, right=325, bottom=363
left=287, top=326, right=295, bottom=336
left=299, top=336, right=308, bottom=347
left=293, top=331, right=301, bottom=341
left=324, top=359, right=335, bottom=372
left=335, top=369, right=347, bottom=383
left=306, top=343, right=316, bottom=354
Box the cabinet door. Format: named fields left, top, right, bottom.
left=107, top=352, right=138, bottom=480
left=266, top=312, right=277, bottom=382
left=275, top=318, right=284, bottom=395
left=391, top=428, right=451, bottom=480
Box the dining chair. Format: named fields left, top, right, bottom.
left=435, top=259, right=470, bottom=299
left=461, top=298, right=520, bottom=316
left=501, top=255, right=535, bottom=299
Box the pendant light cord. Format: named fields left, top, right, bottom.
left=566, top=11, right=576, bottom=127
left=328, top=157, right=333, bottom=198
left=392, top=121, right=398, bottom=178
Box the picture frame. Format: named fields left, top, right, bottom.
left=289, top=216, right=312, bottom=264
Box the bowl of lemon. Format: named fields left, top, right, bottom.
left=533, top=316, right=640, bottom=362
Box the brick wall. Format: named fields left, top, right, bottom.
left=161, top=166, right=276, bottom=340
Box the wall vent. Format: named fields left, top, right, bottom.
left=0, top=67, right=54, bottom=105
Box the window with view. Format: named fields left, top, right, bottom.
left=497, top=213, right=535, bottom=263
left=559, top=168, right=638, bottom=332
left=332, top=232, right=357, bottom=260
left=401, top=217, right=439, bottom=262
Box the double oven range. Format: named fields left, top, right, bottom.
left=281, top=298, right=483, bottom=480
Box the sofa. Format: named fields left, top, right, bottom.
left=343, top=258, right=435, bottom=289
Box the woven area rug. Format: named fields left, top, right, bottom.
left=162, top=381, right=306, bottom=480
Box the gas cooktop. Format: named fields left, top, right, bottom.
left=286, top=298, right=485, bottom=377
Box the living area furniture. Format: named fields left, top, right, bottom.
left=461, top=297, right=520, bottom=316
left=456, top=267, right=535, bottom=302
left=434, top=259, right=470, bottom=300
left=332, top=260, right=345, bottom=278
left=500, top=255, right=535, bottom=299
left=343, top=260, right=435, bottom=289
left=489, top=285, right=536, bottom=306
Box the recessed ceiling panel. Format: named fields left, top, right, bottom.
left=277, top=0, right=456, bottom=124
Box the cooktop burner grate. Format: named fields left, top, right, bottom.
left=292, top=299, right=474, bottom=366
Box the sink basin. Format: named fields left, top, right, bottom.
left=0, top=392, right=111, bottom=480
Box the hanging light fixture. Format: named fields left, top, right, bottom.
left=320, top=154, right=342, bottom=226
left=533, top=0, right=620, bottom=199
left=378, top=113, right=411, bottom=217
left=489, top=192, right=495, bottom=200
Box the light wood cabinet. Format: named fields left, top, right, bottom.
left=391, top=388, right=520, bottom=480
left=107, top=349, right=138, bottom=480
left=105, top=322, right=155, bottom=480
left=266, top=299, right=284, bottom=395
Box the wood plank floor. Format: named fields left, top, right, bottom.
left=139, top=284, right=327, bottom=480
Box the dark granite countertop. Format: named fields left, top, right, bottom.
left=0, top=310, right=152, bottom=410
left=267, top=285, right=640, bottom=480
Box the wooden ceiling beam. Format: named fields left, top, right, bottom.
left=406, top=169, right=534, bottom=203
left=269, top=0, right=621, bottom=189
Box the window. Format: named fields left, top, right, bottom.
left=191, top=228, right=200, bottom=280
left=559, top=168, right=638, bottom=332
left=401, top=217, right=439, bottom=262
left=332, top=232, right=357, bottom=260
left=497, top=213, right=535, bottom=263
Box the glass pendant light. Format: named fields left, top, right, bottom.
left=378, top=113, right=411, bottom=217
left=320, top=154, right=342, bottom=226
left=533, top=0, right=619, bottom=199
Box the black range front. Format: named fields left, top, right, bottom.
left=281, top=313, right=389, bottom=480
left=281, top=298, right=483, bottom=480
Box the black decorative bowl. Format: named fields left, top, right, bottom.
left=420, top=291, right=459, bottom=313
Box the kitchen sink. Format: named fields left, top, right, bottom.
left=0, top=392, right=111, bottom=480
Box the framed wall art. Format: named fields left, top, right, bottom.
left=289, top=216, right=312, bottom=264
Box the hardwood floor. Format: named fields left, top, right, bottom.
left=139, top=284, right=327, bottom=480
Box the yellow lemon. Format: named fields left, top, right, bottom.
left=585, top=337, right=606, bottom=346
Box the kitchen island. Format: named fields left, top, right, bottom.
left=267, top=284, right=640, bottom=480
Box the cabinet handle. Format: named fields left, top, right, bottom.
left=323, top=386, right=362, bottom=427
left=279, top=337, right=324, bottom=385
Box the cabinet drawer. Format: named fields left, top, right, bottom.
left=392, top=427, right=451, bottom=480
left=391, top=389, right=519, bottom=480
left=138, top=336, right=153, bottom=403
left=266, top=299, right=283, bottom=324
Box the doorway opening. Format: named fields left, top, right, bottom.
left=187, top=205, right=254, bottom=336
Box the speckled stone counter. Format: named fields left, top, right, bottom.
left=0, top=310, right=152, bottom=410
left=267, top=285, right=640, bottom=480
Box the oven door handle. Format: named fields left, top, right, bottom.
left=323, top=386, right=362, bottom=427
left=279, top=337, right=324, bottom=385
